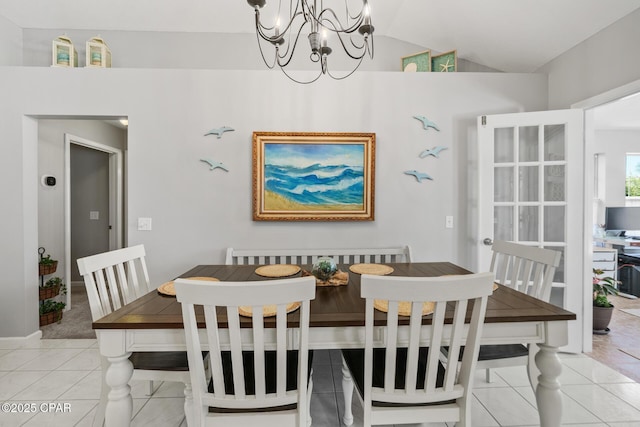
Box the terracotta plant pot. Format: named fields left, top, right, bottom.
left=39, top=285, right=61, bottom=301
left=39, top=309, right=64, bottom=326
left=39, top=261, right=58, bottom=276
left=593, top=305, right=614, bottom=334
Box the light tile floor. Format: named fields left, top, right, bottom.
left=1, top=339, right=639, bottom=427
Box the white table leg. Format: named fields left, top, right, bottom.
left=534, top=343, right=563, bottom=427
left=104, top=353, right=134, bottom=427
left=341, top=355, right=354, bottom=426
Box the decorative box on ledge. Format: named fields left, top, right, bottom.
left=85, top=36, right=112, bottom=68
left=52, top=35, right=78, bottom=67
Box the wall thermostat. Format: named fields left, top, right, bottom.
left=41, top=175, right=56, bottom=187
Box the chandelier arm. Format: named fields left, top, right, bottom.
left=280, top=66, right=324, bottom=84
left=316, top=7, right=364, bottom=34
left=325, top=55, right=365, bottom=80
left=329, top=29, right=368, bottom=60
left=255, top=31, right=278, bottom=69
left=274, top=23, right=309, bottom=68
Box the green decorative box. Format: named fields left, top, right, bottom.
left=431, top=50, right=457, bottom=72
left=401, top=50, right=431, bottom=72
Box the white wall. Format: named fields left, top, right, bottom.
left=538, top=8, right=640, bottom=109
left=594, top=129, right=640, bottom=207
left=0, top=67, right=546, bottom=337
left=0, top=14, right=22, bottom=66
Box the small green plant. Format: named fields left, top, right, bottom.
left=39, top=254, right=57, bottom=265
left=42, top=276, right=67, bottom=294
left=39, top=299, right=66, bottom=315
left=593, top=268, right=619, bottom=308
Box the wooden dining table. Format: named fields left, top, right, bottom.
left=93, top=262, right=576, bottom=427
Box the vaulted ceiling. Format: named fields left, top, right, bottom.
left=1, top=0, right=639, bottom=72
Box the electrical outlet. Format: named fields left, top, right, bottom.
left=445, top=216, right=454, bottom=229
left=138, top=217, right=152, bottom=231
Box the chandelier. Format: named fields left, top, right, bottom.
left=247, top=0, right=374, bottom=83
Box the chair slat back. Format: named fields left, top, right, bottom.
left=490, top=241, right=561, bottom=301
left=174, top=276, right=315, bottom=416
left=360, top=273, right=494, bottom=406
left=225, top=246, right=412, bottom=266
left=76, top=245, right=151, bottom=321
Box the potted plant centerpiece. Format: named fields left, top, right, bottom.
left=39, top=276, right=67, bottom=300
left=593, top=267, right=619, bottom=334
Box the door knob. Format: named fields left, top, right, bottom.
left=483, top=238, right=493, bottom=246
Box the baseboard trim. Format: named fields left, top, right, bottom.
left=0, top=330, right=42, bottom=346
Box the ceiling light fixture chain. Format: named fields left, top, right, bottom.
left=247, top=0, right=374, bottom=84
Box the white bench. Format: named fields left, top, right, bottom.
left=225, top=246, right=412, bottom=266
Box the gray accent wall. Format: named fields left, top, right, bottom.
left=20, top=30, right=497, bottom=72
left=1, top=68, right=546, bottom=337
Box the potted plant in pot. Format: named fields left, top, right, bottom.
left=39, top=299, right=66, bottom=326
left=38, top=254, right=58, bottom=276
left=39, top=276, right=67, bottom=300
left=593, top=267, right=619, bottom=334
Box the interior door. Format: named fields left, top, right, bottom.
left=477, top=109, right=584, bottom=353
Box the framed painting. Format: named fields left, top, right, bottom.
left=401, top=50, right=431, bottom=72
left=431, top=50, right=457, bottom=72
left=252, top=132, right=375, bottom=221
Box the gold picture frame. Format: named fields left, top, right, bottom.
left=401, top=50, right=431, bottom=72
left=252, top=132, right=375, bottom=221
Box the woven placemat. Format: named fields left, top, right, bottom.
left=238, top=302, right=301, bottom=317
left=349, top=263, right=394, bottom=275
left=302, top=269, right=349, bottom=286
left=373, top=300, right=435, bottom=316
left=254, top=264, right=301, bottom=278
left=157, top=276, right=219, bottom=296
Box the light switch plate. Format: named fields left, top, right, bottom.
left=445, top=216, right=454, bottom=229
left=90, top=211, right=99, bottom=220
left=138, top=217, right=152, bottom=231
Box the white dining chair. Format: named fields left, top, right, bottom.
left=481, top=241, right=562, bottom=382
left=77, top=245, right=197, bottom=427
left=174, top=276, right=316, bottom=427
left=225, top=246, right=412, bottom=266
left=441, top=240, right=562, bottom=384
left=340, top=272, right=494, bottom=427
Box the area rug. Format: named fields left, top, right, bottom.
left=619, top=348, right=640, bottom=361
left=41, top=284, right=96, bottom=339
left=620, top=308, right=640, bottom=318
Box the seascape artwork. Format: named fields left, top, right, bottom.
left=263, top=143, right=365, bottom=211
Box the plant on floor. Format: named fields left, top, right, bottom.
left=593, top=268, right=619, bottom=307
left=593, top=268, right=620, bottom=334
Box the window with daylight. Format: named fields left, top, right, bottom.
left=625, top=154, right=640, bottom=206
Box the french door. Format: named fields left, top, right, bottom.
left=477, top=110, right=584, bottom=353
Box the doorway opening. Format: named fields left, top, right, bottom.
left=64, top=133, right=124, bottom=309
left=574, top=79, right=640, bottom=356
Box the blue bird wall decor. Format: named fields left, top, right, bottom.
left=404, top=170, right=433, bottom=182
left=204, top=126, right=234, bottom=139
left=419, top=146, right=448, bottom=158
left=413, top=115, right=440, bottom=131
left=200, top=159, right=229, bottom=172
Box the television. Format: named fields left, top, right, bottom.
left=605, top=207, right=640, bottom=235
